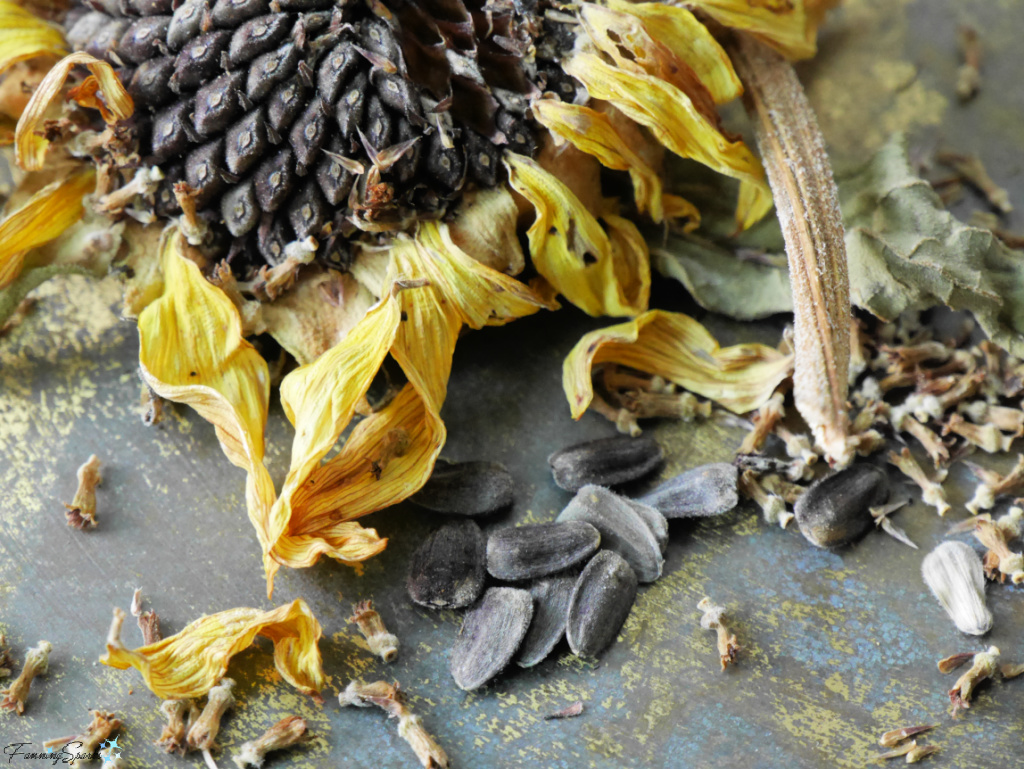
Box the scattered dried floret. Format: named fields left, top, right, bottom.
left=130, top=589, right=161, bottom=645
left=737, top=392, right=785, bottom=455
left=888, top=448, right=950, bottom=516
left=964, top=455, right=1024, bottom=514
left=157, top=699, right=200, bottom=756
left=44, top=710, right=122, bottom=767
left=188, top=678, right=235, bottom=768
left=350, top=600, right=399, bottom=663
left=942, top=645, right=1000, bottom=717
left=879, top=724, right=935, bottom=748
left=943, top=414, right=1014, bottom=454
left=697, top=597, right=740, bottom=671
left=739, top=470, right=792, bottom=528
left=0, top=640, right=51, bottom=714
left=871, top=499, right=918, bottom=549
left=233, top=716, right=308, bottom=769
left=0, top=634, right=11, bottom=678
left=971, top=518, right=1024, bottom=583
left=956, top=24, right=981, bottom=100
left=339, top=680, right=449, bottom=769
left=63, top=454, right=101, bottom=530
left=543, top=701, right=585, bottom=721
left=937, top=150, right=1011, bottom=214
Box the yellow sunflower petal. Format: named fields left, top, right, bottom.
left=137, top=229, right=277, bottom=585
left=269, top=230, right=551, bottom=577
left=101, top=599, right=324, bottom=699
left=15, top=51, right=133, bottom=171
left=504, top=152, right=650, bottom=317
left=532, top=99, right=667, bottom=223
left=564, top=309, right=793, bottom=415
left=563, top=52, right=772, bottom=230
left=0, top=1, right=66, bottom=77
left=582, top=0, right=742, bottom=105
left=687, top=0, right=826, bottom=61
left=0, top=168, right=94, bottom=290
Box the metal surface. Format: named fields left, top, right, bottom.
left=3, top=1, right=1024, bottom=767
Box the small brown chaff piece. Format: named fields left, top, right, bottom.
left=697, top=597, right=740, bottom=671
left=64, top=454, right=101, bottom=530
left=0, top=640, right=52, bottom=714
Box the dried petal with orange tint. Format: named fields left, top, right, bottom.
left=137, top=228, right=277, bottom=585
left=101, top=599, right=324, bottom=699
left=532, top=100, right=669, bottom=223
left=0, top=169, right=95, bottom=290
left=0, top=1, right=66, bottom=77
left=564, top=310, right=793, bottom=416
left=562, top=52, right=772, bottom=230
left=504, top=152, right=650, bottom=317
left=687, top=0, right=827, bottom=61
left=15, top=51, right=133, bottom=171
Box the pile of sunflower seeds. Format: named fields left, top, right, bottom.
left=406, top=435, right=740, bottom=691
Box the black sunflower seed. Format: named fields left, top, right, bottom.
left=363, top=95, right=393, bottom=150
left=253, top=146, right=297, bottom=211
left=227, top=13, right=293, bottom=67
left=486, top=521, right=600, bottom=582
left=424, top=132, right=465, bottom=192
left=85, top=18, right=130, bottom=63
left=246, top=42, right=299, bottom=101
left=117, top=17, right=171, bottom=65
left=566, top=550, right=638, bottom=658
left=334, top=70, right=368, bottom=140
left=407, top=520, right=486, bottom=609
left=193, top=70, right=246, bottom=137
left=184, top=137, right=227, bottom=207
left=128, top=56, right=177, bottom=109
left=225, top=109, right=269, bottom=175
left=289, top=100, right=329, bottom=169
left=256, top=213, right=290, bottom=265
left=409, top=460, right=514, bottom=517
left=795, top=464, right=889, bottom=548
left=516, top=575, right=575, bottom=668
left=66, top=12, right=110, bottom=53
left=150, top=99, right=194, bottom=162
left=450, top=587, right=533, bottom=691
left=557, top=485, right=663, bottom=583
left=549, top=436, right=663, bottom=493
left=266, top=77, right=306, bottom=135
left=171, top=30, right=232, bottom=92
left=286, top=180, right=328, bottom=239
left=639, top=463, right=739, bottom=519
left=125, top=0, right=174, bottom=16
left=220, top=179, right=260, bottom=237
left=317, top=41, right=361, bottom=103
left=166, top=0, right=207, bottom=53
left=211, top=0, right=269, bottom=29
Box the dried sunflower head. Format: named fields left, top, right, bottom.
left=0, top=0, right=825, bottom=592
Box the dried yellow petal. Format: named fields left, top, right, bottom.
left=0, top=169, right=95, bottom=290
left=268, top=228, right=550, bottom=579
left=687, top=0, right=826, bottom=61
left=0, top=1, right=66, bottom=77
left=505, top=152, right=650, bottom=317
left=532, top=100, right=668, bottom=223
left=101, top=599, right=324, bottom=699
left=563, top=52, right=772, bottom=230
left=564, top=310, right=793, bottom=416
left=15, top=51, right=133, bottom=171
left=137, top=229, right=277, bottom=585
left=447, top=187, right=526, bottom=276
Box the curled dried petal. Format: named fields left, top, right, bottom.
left=101, top=600, right=324, bottom=699
left=15, top=51, right=133, bottom=170
left=564, top=310, right=793, bottom=416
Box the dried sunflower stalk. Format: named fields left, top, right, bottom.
left=0, top=0, right=830, bottom=591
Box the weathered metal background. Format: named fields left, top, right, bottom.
left=3, top=1, right=1024, bottom=767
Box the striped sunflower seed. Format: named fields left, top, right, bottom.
left=557, top=485, right=664, bottom=583
left=516, top=575, right=576, bottom=668
left=566, top=551, right=638, bottom=658
left=548, top=436, right=663, bottom=492
left=450, top=587, right=533, bottom=691
left=410, top=460, right=514, bottom=517
left=794, top=464, right=888, bottom=548
left=486, top=522, right=600, bottom=581
left=639, top=463, right=739, bottom=519
left=406, top=521, right=486, bottom=609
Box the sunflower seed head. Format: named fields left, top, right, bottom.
left=794, top=464, right=889, bottom=548
left=639, top=463, right=738, bottom=519
left=548, top=436, right=663, bottom=492
left=922, top=541, right=993, bottom=636
left=566, top=550, right=638, bottom=659
left=557, top=485, right=663, bottom=583
left=406, top=521, right=486, bottom=609
left=450, top=587, right=533, bottom=691
left=516, top=575, right=575, bottom=668
left=410, top=460, right=514, bottom=516
left=486, top=521, right=600, bottom=582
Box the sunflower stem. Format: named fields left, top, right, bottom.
left=729, top=33, right=854, bottom=467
